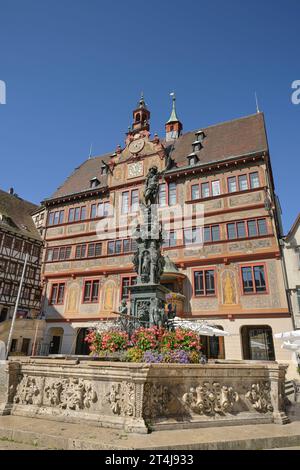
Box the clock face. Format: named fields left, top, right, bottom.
left=128, top=161, right=144, bottom=179
left=128, top=138, right=145, bottom=154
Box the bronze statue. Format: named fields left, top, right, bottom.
left=143, top=166, right=159, bottom=206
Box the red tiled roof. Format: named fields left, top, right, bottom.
left=49, top=113, right=268, bottom=200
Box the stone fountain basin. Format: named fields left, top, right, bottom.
left=0, top=358, right=289, bottom=433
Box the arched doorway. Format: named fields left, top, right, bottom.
left=75, top=328, right=90, bottom=355
left=241, top=325, right=275, bottom=361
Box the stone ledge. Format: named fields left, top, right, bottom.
left=0, top=416, right=299, bottom=450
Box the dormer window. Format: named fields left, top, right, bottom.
left=90, top=177, right=100, bottom=188
left=192, top=140, right=202, bottom=152
left=187, top=153, right=199, bottom=166
left=101, top=165, right=108, bottom=176
left=195, top=130, right=205, bottom=142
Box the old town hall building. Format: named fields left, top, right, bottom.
left=40, top=95, right=294, bottom=370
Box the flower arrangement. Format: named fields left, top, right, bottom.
left=85, top=326, right=202, bottom=363
left=84, top=329, right=129, bottom=355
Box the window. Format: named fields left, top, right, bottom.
left=241, top=326, right=275, bottom=361
left=191, top=184, right=200, bottom=200
left=203, top=225, right=220, bottom=242
left=241, top=265, right=267, bottom=294
left=131, top=189, right=139, bottom=212
left=9, top=262, right=17, bottom=275
left=27, top=267, right=35, bottom=279
left=123, top=239, right=131, bottom=253
left=83, top=280, right=99, bottom=303
left=121, top=191, right=129, bottom=214
left=23, top=242, right=32, bottom=255
left=228, top=177, right=237, bottom=193
left=121, top=277, right=137, bottom=299
left=47, top=246, right=71, bottom=261
left=163, top=231, right=177, bottom=248
left=168, top=182, right=177, bottom=206
left=48, top=210, right=64, bottom=226
left=250, top=172, right=260, bottom=188
left=87, top=242, right=102, bottom=258
left=107, top=239, right=135, bottom=255
left=159, top=184, right=167, bottom=207
left=3, top=235, right=13, bottom=248
left=247, top=220, right=257, bottom=237
left=32, top=245, right=40, bottom=257
left=227, top=218, right=268, bottom=240
left=238, top=174, right=248, bottom=191
left=90, top=201, right=110, bottom=219
left=194, top=269, right=216, bottom=296
left=184, top=227, right=201, bottom=245
left=69, top=206, right=86, bottom=222
left=23, top=286, right=31, bottom=300
left=75, top=244, right=87, bottom=259
left=3, top=282, right=12, bottom=295
left=50, top=283, right=65, bottom=305
left=14, top=239, right=23, bottom=251
left=58, top=246, right=72, bottom=260
left=21, top=338, right=30, bottom=355
left=228, top=172, right=260, bottom=194
left=201, top=182, right=210, bottom=198
left=257, top=219, right=267, bottom=235
left=211, top=180, right=221, bottom=196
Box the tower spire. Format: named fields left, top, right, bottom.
left=165, top=92, right=183, bottom=141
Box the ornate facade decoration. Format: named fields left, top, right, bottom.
left=13, top=375, right=97, bottom=410
left=245, top=382, right=273, bottom=413
left=13, top=375, right=42, bottom=405
left=143, top=383, right=170, bottom=419
left=44, top=378, right=97, bottom=410
left=182, top=382, right=239, bottom=415
left=106, top=382, right=135, bottom=417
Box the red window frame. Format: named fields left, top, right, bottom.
left=193, top=268, right=217, bottom=297
left=239, top=263, right=268, bottom=295
left=68, top=205, right=86, bottom=222
left=159, top=182, right=177, bottom=207
left=121, top=189, right=139, bottom=214
left=49, top=282, right=65, bottom=305
left=90, top=201, right=110, bottom=219
left=82, top=279, right=100, bottom=303
left=121, top=275, right=137, bottom=300
left=227, top=171, right=261, bottom=193
left=48, top=210, right=64, bottom=226
left=226, top=218, right=268, bottom=240
left=190, top=180, right=221, bottom=200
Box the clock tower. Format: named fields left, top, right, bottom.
left=130, top=92, right=150, bottom=135
left=165, top=93, right=183, bottom=142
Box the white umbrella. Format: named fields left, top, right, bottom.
left=173, top=318, right=230, bottom=337
left=281, top=341, right=300, bottom=351
left=274, top=330, right=300, bottom=353
left=274, top=330, right=300, bottom=339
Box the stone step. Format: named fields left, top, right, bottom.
left=0, top=415, right=300, bottom=450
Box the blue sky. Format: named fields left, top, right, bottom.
left=0, top=0, right=299, bottom=232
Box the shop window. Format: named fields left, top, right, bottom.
left=241, top=325, right=275, bottom=361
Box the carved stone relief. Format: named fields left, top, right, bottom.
left=106, top=382, right=135, bottom=417
left=13, top=375, right=42, bottom=405
left=143, top=383, right=170, bottom=418
left=245, top=382, right=273, bottom=413
left=13, top=375, right=97, bottom=411
left=182, top=382, right=239, bottom=415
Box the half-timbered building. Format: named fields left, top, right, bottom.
left=0, top=189, right=44, bottom=355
